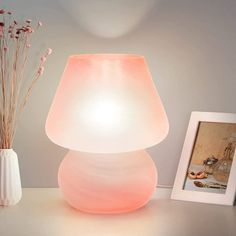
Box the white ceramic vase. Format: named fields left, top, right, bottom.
left=0, top=149, right=22, bottom=206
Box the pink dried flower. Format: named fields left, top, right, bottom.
left=40, top=56, right=47, bottom=63
left=0, top=8, right=52, bottom=149
left=46, top=48, right=53, bottom=55
left=0, top=26, right=3, bottom=37
left=22, top=27, right=28, bottom=32
left=37, top=66, right=45, bottom=76
left=25, top=26, right=34, bottom=33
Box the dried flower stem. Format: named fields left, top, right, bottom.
left=0, top=9, right=52, bottom=148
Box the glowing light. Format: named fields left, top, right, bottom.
left=80, top=98, right=125, bottom=132
left=45, top=54, right=169, bottom=153
left=46, top=54, right=169, bottom=214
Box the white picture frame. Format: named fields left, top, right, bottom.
left=171, top=111, right=236, bottom=205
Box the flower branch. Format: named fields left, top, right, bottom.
left=0, top=9, right=52, bottom=148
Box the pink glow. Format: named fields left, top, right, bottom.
left=46, top=54, right=169, bottom=214
left=58, top=150, right=157, bottom=214
left=46, top=54, right=169, bottom=153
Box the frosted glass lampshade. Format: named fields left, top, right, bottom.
left=46, top=54, right=169, bottom=153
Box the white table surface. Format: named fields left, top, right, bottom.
left=0, top=188, right=235, bottom=236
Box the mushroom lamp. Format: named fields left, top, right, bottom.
left=46, top=54, right=169, bottom=214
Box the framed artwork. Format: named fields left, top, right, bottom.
left=171, top=112, right=236, bottom=205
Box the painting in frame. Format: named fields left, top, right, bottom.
left=171, top=111, right=236, bottom=205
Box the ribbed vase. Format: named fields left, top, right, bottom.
left=0, top=149, right=22, bottom=206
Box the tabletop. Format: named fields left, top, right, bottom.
left=0, top=188, right=235, bottom=236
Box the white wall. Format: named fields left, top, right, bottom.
left=2, top=0, right=236, bottom=187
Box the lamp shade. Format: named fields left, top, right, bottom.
left=46, top=54, right=168, bottom=153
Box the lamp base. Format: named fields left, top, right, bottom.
left=58, top=150, right=157, bottom=214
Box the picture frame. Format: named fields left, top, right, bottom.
left=171, top=111, right=236, bottom=205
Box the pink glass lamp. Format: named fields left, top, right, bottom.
left=46, top=54, right=169, bottom=214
